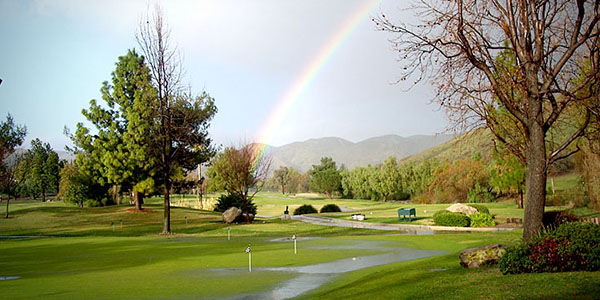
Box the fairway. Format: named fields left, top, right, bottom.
left=1, top=193, right=599, bottom=299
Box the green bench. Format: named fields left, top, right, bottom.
left=398, top=208, right=416, bottom=222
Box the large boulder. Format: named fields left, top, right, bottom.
left=446, top=203, right=478, bottom=216
left=459, top=244, right=508, bottom=268
left=222, top=207, right=242, bottom=223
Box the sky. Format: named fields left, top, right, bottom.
left=0, top=0, right=449, bottom=151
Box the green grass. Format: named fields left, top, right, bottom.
left=1, top=193, right=599, bottom=299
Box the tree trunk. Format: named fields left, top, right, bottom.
left=135, top=192, right=144, bottom=210
left=518, top=187, right=524, bottom=209
left=522, top=116, right=547, bottom=240
left=198, top=187, right=203, bottom=210
left=244, top=191, right=250, bottom=223
left=112, top=185, right=121, bottom=205
left=162, top=181, right=171, bottom=234
left=5, top=197, right=9, bottom=218
left=41, top=185, right=46, bottom=202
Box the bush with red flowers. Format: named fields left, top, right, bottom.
left=499, top=222, right=600, bottom=274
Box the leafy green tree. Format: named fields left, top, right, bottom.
left=24, top=139, right=60, bottom=202
left=376, top=156, right=403, bottom=201
left=0, top=114, right=27, bottom=162
left=71, top=49, right=158, bottom=210
left=490, top=151, right=525, bottom=208
left=0, top=114, right=27, bottom=218
left=207, top=144, right=270, bottom=222
left=308, top=157, right=341, bottom=199
left=57, top=163, right=89, bottom=207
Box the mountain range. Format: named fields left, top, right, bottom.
left=8, top=134, right=455, bottom=173
left=264, top=134, right=454, bottom=172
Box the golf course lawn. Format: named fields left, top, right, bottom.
left=1, top=193, right=599, bottom=299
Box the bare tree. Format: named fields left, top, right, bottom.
left=274, top=166, right=292, bottom=194
left=208, top=144, right=271, bottom=222
left=375, top=0, right=599, bottom=239
left=137, top=4, right=217, bottom=234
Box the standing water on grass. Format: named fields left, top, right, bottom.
left=219, top=239, right=447, bottom=300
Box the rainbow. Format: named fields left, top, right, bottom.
left=252, top=0, right=382, bottom=163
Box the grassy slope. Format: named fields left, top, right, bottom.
left=403, top=127, right=495, bottom=163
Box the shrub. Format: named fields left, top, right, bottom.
left=294, top=204, right=318, bottom=215
left=320, top=204, right=341, bottom=213
left=84, top=200, right=102, bottom=207
left=499, top=222, right=600, bottom=274
left=469, top=212, right=495, bottom=227
left=466, top=204, right=490, bottom=215
left=542, top=210, right=578, bottom=229
left=498, top=243, right=534, bottom=274
left=213, top=193, right=257, bottom=215
left=433, top=210, right=470, bottom=227
left=466, top=184, right=495, bottom=203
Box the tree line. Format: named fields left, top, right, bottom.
left=255, top=146, right=597, bottom=212
left=0, top=115, right=64, bottom=217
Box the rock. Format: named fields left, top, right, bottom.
left=459, top=244, right=508, bottom=268
left=222, top=207, right=242, bottom=223
left=446, top=203, right=478, bottom=215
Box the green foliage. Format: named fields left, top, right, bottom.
left=308, top=157, right=342, bottom=198
left=57, top=163, right=87, bottom=207
left=376, top=157, right=403, bottom=201
left=432, top=210, right=470, bottom=227
left=23, top=139, right=60, bottom=201
left=499, top=222, right=600, bottom=274
left=542, top=210, right=579, bottom=229
left=213, top=193, right=257, bottom=215
left=84, top=199, right=102, bottom=207
left=429, top=158, right=492, bottom=203
left=469, top=212, right=495, bottom=227
left=320, top=204, right=341, bottom=213
left=57, top=162, right=111, bottom=207
left=0, top=114, right=27, bottom=201
left=293, top=204, right=318, bottom=215
left=466, top=183, right=495, bottom=203
left=340, top=156, right=411, bottom=201
left=497, top=243, right=533, bottom=274
left=489, top=151, right=525, bottom=197
left=0, top=113, right=27, bottom=161
left=70, top=49, right=159, bottom=206
left=466, top=204, right=490, bottom=215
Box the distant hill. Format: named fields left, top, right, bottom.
left=4, top=149, right=75, bottom=166
left=402, top=127, right=495, bottom=163
left=265, top=134, right=454, bottom=173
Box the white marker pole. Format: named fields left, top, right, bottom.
left=245, top=244, right=252, bottom=272
left=292, top=233, right=297, bottom=254
left=227, top=227, right=230, bottom=241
